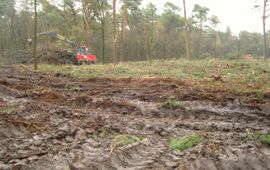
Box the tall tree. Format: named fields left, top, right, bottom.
left=82, top=0, right=89, bottom=36
left=192, top=4, right=209, bottom=57
left=255, top=0, right=269, bottom=59
left=96, top=0, right=108, bottom=64
left=183, top=0, right=191, bottom=59
left=143, top=3, right=157, bottom=59
left=262, top=0, right=269, bottom=59
left=112, top=0, right=116, bottom=64
left=33, top=0, right=38, bottom=70
left=120, top=0, right=128, bottom=61
left=209, top=15, right=220, bottom=57
left=160, top=2, right=183, bottom=58
left=124, top=0, right=143, bottom=60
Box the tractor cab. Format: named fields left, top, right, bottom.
left=77, top=46, right=89, bottom=55
left=75, top=46, right=97, bottom=64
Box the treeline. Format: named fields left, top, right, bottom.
left=0, top=0, right=267, bottom=63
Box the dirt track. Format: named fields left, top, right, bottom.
left=0, top=65, right=270, bottom=170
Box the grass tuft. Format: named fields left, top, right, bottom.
left=70, top=85, right=82, bottom=92
left=260, top=134, right=270, bottom=145
left=111, top=134, right=144, bottom=152
left=161, top=97, right=185, bottom=110
left=170, top=134, right=202, bottom=151
left=245, top=131, right=270, bottom=145
left=0, top=105, right=15, bottom=114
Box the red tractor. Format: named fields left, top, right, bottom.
left=76, top=46, right=96, bottom=64
left=38, top=32, right=97, bottom=64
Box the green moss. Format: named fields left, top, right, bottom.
left=170, top=134, right=202, bottom=151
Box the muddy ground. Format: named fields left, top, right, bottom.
left=0, top=65, right=269, bottom=170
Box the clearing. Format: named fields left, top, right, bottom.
left=0, top=59, right=270, bottom=170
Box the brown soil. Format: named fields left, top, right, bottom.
left=0, top=65, right=269, bottom=170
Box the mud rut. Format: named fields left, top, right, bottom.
left=0, top=66, right=269, bottom=170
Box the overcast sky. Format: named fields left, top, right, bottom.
left=143, top=0, right=263, bottom=35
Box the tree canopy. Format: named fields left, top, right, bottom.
left=0, top=0, right=268, bottom=63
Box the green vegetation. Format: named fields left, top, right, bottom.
left=70, top=85, right=82, bottom=92
left=244, top=131, right=270, bottom=145
left=90, top=128, right=120, bottom=141
left=36, top=59, right=270, bottom=94
left=260, top=134, right=270, bottom=145
left=161, top=97, right=185, bottom=110
left=111, top=134, right=144, bottom=152
left=0, top=105, right=15, bottom=114
left=170, top=134, right=203, bottom=151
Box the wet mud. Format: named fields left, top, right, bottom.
left=0, top=65, right=269, bottom=170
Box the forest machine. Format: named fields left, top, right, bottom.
left=38, top=32, right=97, bottom=64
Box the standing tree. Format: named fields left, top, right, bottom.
left=33, top=0, right=38, bottom=70
left=262, top=0, right=269, bottom=59
left=120, top=0, right=128, bottom=62
left=183, top=0, right=191, bottom=59
left=209, top=15, right=220, bottom=57
left=112, top=0, right=116, bottom=64
left=192, top=4, right=209, bottom=57
left=143, top=3, right=158, bottom=59
left=124, top=0, right=143, bottom=60
left=160, top=2, right=182, bottom=59
left=82, top=0, right=89, bottom=39
left=255, top=0, right=269, bottom=59
left=96, top=0, right=108, bottom=64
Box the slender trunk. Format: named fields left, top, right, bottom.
left=82, top=0, right=90, bottom=45
left=33, top=0, right=38, bottom=70
left=96, top=0, right=105, bottom=64
left=10, top=2, right=16, bottom=48
left=27, top=13, right=31, bottom=50
left=183, top=0, right=191, bottom=59
left=199, top=19, right=203, bottom=56
left=43, top=4, right=50, bottom=47
left=214, top=30, right=217, bottom=58
left=164, top=35, right=167, bottom=58
left=150, top=11, right=154, bottom=60
left=120, top=1, right=128, bottom=62
left=214, top=36, right=217, bottom=57
left=101, top=21, right=105, bottom=64
left=121, top=18, right=124, bottom=61
left=112, top=0, right=116, bottom=64
left=263, top=0, right=267, bottom=59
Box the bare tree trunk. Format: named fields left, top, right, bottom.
left=150, top=11, right=154, bottom=60
left=183, top=0, right=191, bottom=59
left=96, top=0, right=106, bottom=64
left=199, top=19, right=203, bottom=56
left=112, top=0, right=116, bottom=64
left=120, top=1, right=128, bottom=62
left=214, top=34, right=217, bottom=57
left=82, top=0, right=90, bottom=45
left=263, top=0, right=267, bottom=59
left=101, top=21, right=105, bottom=63
left=121, top=18, right=124, bottom=61
left=33, top=0, right=38, bottom=70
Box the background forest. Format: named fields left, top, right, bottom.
left=0, top=0, right=268, bottom=63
